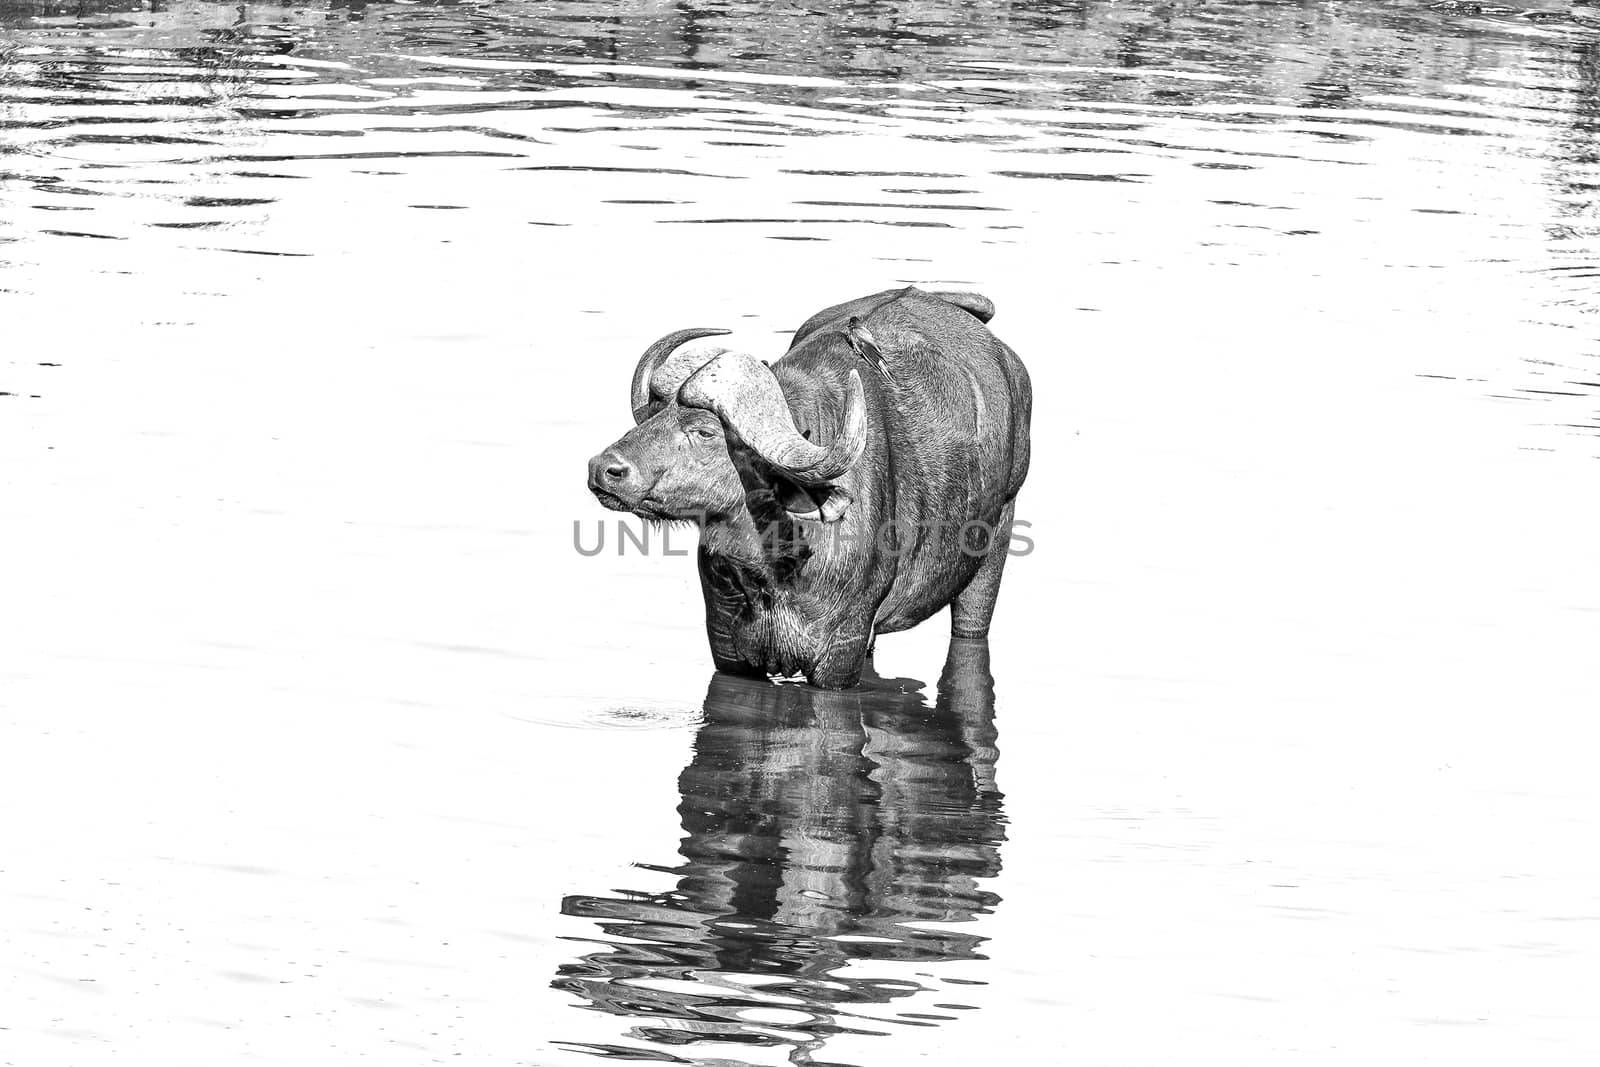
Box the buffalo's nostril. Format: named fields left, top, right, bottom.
left=587, top=452, right=633, bottom=490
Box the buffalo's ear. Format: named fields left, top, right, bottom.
left=773, top=477, right=854, bottom=523
left=809, top=485, right=854, bottom=523
left=730, top=440, right=855, bottom=523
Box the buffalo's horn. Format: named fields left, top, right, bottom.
left=679, top=353, right=867, bottom=486
left=630, top=327, right=731, bottom=423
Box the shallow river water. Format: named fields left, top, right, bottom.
left=3, top=2, right=1600, bottom=1065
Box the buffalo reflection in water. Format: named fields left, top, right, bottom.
left=553, top=638, right=1005, bottom=1065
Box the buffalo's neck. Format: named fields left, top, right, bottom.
left=699, top=497, right=813, bottom=577
left=695, top=510, right=819, bottom=626
left=696, top=514, right=769, bottom=578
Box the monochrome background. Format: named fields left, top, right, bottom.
left=3, top=2, right=1598, bottom=1065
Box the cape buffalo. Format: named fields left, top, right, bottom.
left=586, top=286, right=1032, bottom=689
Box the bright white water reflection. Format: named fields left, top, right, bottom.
left=2, top=2, right=1599, bottom=1065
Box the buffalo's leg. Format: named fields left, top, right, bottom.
left=705, top=615, right=766, bottom=678
left=806, top=615, right=874, bottom=690
left=699, top=550, right=766, bottom=678
left=710, top=647, right=765, bottom=679
left=951, top=499, right=1016, bottom=640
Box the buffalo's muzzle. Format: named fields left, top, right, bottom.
left=587, top=449, right=642, bottom=510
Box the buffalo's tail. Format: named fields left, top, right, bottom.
left=927, top=290, right=996, bottom=324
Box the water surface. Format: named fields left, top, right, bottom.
left=3, top=3, right=1599, bottom=1065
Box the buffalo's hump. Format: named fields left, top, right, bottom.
left=776, top=287, right=1031, bottom=507
left=789, top=286, right=997, bottom=351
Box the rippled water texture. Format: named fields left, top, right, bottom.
left=3, top=3, right=1599, bottom=1066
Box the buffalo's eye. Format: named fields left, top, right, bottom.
left=690, top=425, right=719, bottom=440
